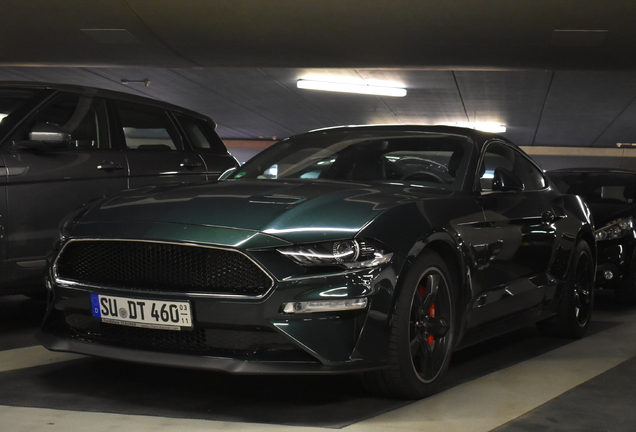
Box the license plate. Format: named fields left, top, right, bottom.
left=90, top=294, right=192, bottom=330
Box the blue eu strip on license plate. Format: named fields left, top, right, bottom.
left=90, top=294, right=101, bottom=317
left=90, top=294, right=193, bottom=330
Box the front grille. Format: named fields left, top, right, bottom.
left=55, top=240, right=273, bottom=296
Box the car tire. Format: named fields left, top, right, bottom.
left=537, top=240, right=594, bottom=339
left=614, top=254, right=636, bottom=305
left=363, top=250, right=455, bottom=399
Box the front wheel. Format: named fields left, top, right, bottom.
left=537, top=240, right=594, bottom=339
left=363, top=250, right=455, bottom=399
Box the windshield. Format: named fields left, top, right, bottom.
left=550, top=172, right=636, bottom=205
left=0, top=88, right=40, bottom=123
left=231, top=131, right=473, bottom=190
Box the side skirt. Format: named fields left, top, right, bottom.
left=454, top=306, right=555, bottom=351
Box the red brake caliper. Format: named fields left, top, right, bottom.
left=419, top=283, right=436, bottom=346
left=427, top=304, right=436, bottom=346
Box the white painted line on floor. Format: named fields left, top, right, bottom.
left=0, top=346, right=84, bottom=373
left=344, top=313, right=636, bottom=432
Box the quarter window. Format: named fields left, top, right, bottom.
left=174, top=113, right=226, bottom=153
left=115, top=101, right=182, bottom=151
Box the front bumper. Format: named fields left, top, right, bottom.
left=594, top=239, right=636, bottom=288
left=39, top=264, right=398, bottom=374
left=36, top=331, right=382, bottom=374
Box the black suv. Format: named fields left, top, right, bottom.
left=0, top=82, right=238, bottom=296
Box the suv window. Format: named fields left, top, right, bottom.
left=0, top=88, right=39, bottom=123
left=11, top=93, right=109, bottom=149
left=115, top=101, right=182, bottom=151
left=174, top=113, right=226, bottom=153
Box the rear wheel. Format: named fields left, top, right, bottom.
left=537, top=240, right=594, bottom=339
left=363, top=250, right=455, bottom=399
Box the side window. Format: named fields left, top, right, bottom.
left=174, top=113, right=226, bottom=153
left=515, top=155, right=546, bottom=191
left=12, top=93, right=108, bottom=149
left=479, top=143, right=514, bottom=192
left=479, top=142, right=545, bottom=192
left=114, top=101, right=182, bottom=151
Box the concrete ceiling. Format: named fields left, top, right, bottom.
left=1, top=0, right=636, bottom=147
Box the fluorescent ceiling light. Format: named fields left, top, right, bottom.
left=447, top=122, right=506, bottom=133
left=297, top=79, right=407, bottom=97
left=474, top=122, right=506, bottom=133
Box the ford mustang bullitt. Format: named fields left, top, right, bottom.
left=39, top=125, right=595, bottom=399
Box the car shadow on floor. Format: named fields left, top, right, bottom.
left=0, top=294, right=47, bottom=351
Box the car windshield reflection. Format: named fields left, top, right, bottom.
left=232, top=131, right=472, bottom=190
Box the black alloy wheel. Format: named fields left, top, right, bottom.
left=409, top=267, right=452, bottom=383
left=363, top=250, right=455, bottom=399
left=538, top=240, right=594, bottom=339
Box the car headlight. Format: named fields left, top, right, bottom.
left=277, top=239, right=393, bottom=268
left=595, top=217, right=634, bottom=241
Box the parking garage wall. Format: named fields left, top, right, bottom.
left=524, top=147, right=636, bottom=171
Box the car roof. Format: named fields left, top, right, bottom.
left=0, top=81, right=216, bottom=126
left=295, top=124, right=512, bottom=147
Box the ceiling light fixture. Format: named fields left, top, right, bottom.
left=473, top=122, right=506, bottom=133
left=297, top=79, right=407, bottom=97
left=121, top=79, right=151, bottom=87
left=447, top=122, right=506, bottom=133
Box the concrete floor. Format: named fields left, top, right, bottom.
left=1, top=291, right=635, bottom=432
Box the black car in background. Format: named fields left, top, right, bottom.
left=0, top=82, right=238, bottom=296
left=548, top=168, right=636, bottom=304
left=40, top=125, right=596, bottom=399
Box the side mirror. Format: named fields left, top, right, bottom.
left=14, top=123, right=71, bottom=150
left=492, top=167, right=524, bottom=192
left=29, top=122, right=71, bottom=142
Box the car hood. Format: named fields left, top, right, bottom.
left=74, top=179, right=445, bottom=245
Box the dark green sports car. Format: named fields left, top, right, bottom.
left=39, top=125, right=595, bottom=399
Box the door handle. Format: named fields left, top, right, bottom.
left=180, top=158, right=202, bottom=168
left=97, top=161, right=124, bottom=171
